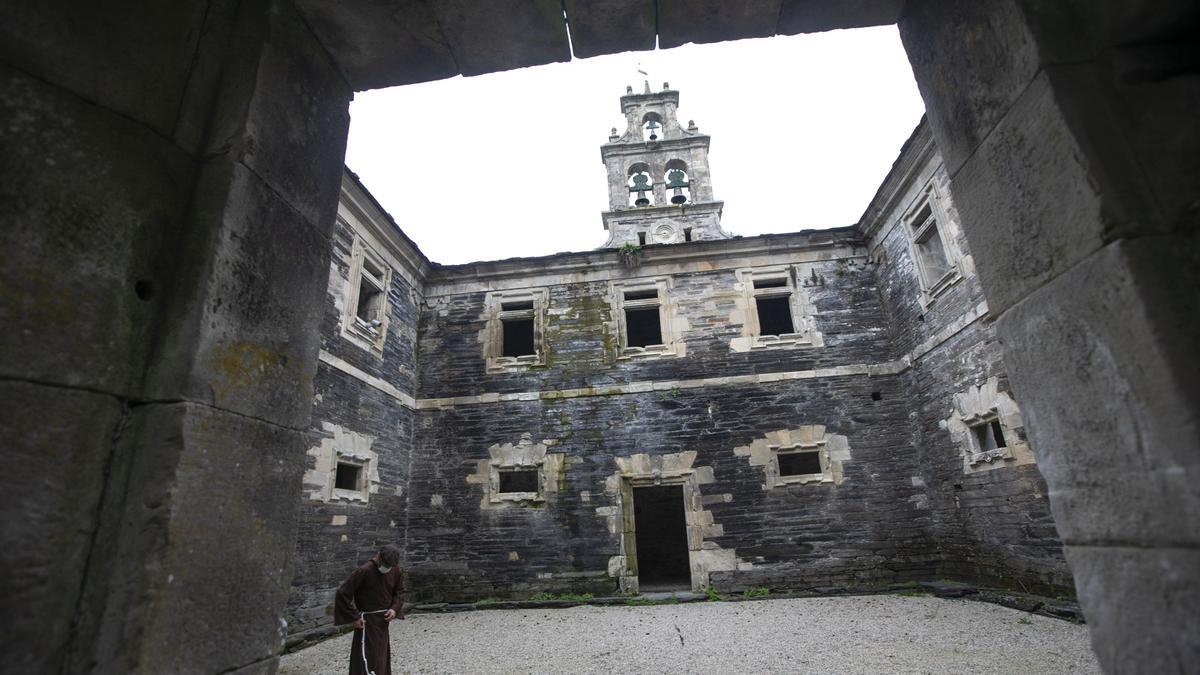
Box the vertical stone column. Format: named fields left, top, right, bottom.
left=900, top=1, right=1199, bottom=669
left=1, top=0, right=351, bottom=671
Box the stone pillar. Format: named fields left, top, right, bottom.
left=0, top=0, right=350, bottom=672
left=900, top=1, right=1199, bottom=669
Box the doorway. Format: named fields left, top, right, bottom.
left=632, top=485, right=691, bottom=590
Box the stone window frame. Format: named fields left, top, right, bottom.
left=339, top=232, right=392, bottom=357
left=730, top=266, right=823, bottom=351
left=769, top=440, right=832, bottom=486
left=734, top=427, right=851, bottom=490
left=331, top=455, right=371, bottom=503
left=609, top=277, right=684, bottom=361
left=945, top=376, right=1036, bottom=474
left=902, top=180, right=962, bottom=307
left=304, top=422, right=380, bottom=506
left=483, top=288, right=548, bottom=374
left=468, top=433, right=565, bottom=507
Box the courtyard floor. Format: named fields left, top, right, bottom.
left=279, top=595, right=1098, bottom=674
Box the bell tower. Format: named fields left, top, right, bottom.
left=600, top=82, right=731, bottom=247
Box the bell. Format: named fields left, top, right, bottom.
left=634, top=190, right=650, bottom=207
left=646, top=120, right=660, bottom=141
left=665, top=169, right=689, bottom=204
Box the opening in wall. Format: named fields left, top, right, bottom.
left=500, top=299, right=536, bottom=358
left=498, top=468, right=539, bottom=494
left=755, top=296, right=794, bottom=336
left=638, top=231, right=647, bottom=246
left=625, top=307, right=662, bottom=348
left=973, top=419, right=1007, bottom=452
left=778, top=451, right=822, bottom=477
left=335, top=462, right=363, bottom=491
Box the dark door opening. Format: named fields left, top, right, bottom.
left=632, top=485, right=691, bottom=590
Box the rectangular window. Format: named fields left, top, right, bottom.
left=778, top=451, right=822, bottom=477
left=904, top=189, right=958, bottom=300
left=341, top=235, right=392, bottom=356
left=625, top=307, right=662, bottom=348
left=335, top=462, right=362, bottom=491
left=973, top=419, right=1007, bottom=451
left=498, top=468, right=539, bottom=494
left=749, top=272, right=797, bottom=337
left=755, top=296, right=794, bottom=337
left=486, top=290, right=547, bottom=372
left=501, top=318, right=535, bottom=357
left=610, top=278, right=681, bottom=360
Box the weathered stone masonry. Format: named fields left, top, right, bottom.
left=286, top=96, right=1074, bottom=640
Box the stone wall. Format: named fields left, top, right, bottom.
left=862, top=123, right=1072, bottom=596
left=285, top=175, right=424, bottom=641
left=286, top=130, right=1074, bottom=639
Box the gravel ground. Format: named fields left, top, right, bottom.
left=279, top=595, right=1098, bottom=674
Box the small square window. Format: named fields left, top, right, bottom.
left=625, top=307, right=662, bottom=348
left=335, top=462, right=362, bottom=491
left=501, top=318, right=535, bottom=357
left=778, top=451, right=822, bottom=477
left=755, top=296, right=794, bottom=336
left=498, top=468, right=539, bottom=494
left=972, top=419, right=1007, bottom=452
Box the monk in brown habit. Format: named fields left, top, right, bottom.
left=335, top=545, right=406, bottom=675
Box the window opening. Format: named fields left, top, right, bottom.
left=355, top=283, right=383, bottom=323
left=752, top=277, right=788, bottom=289
left=778, top=451, right=822, bottom=477
left=498, top=468, right=539, bottom=494
left=625, top=307, right=662, bottom=348
left=501, top=300, right=534, bottom=311
left=501, top=317, right=535, bottom=357
left=909, top=202, right=952, bottom=287
left=755, top=296, right=794, bottom=336
left=335, top=462, right=362, bottom=491
left=624, top=289, right=658, bottom=301
left=973, top=419, right=1007, bottom=452
left=683, top=227, right=692, bottom=242
left=637, top=231, right=647, bottom=245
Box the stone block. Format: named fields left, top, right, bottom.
left=777, top=0, right=904, bottom=35
left=1066, top=545, right=1200, bottom=672
left=996, top=236, right=1199, bottom=546
left=564, top=0, right=656, bottom=59
left=658, top=0, right=782, bottom=49
left=144, top=162, right=331, bottom=428
left=949, top=72, right=1107, bottom=315
left=205, top=0, right=352, bottom=231
left=293, top=0, right=459, bottom=89
left=0, top=62, right=194, bottom=397
left=0, top=1, right=213, bottom=139
left=427, top=0, right=571, bottom=77
left=79, top=402, right=307, bottom=672
left=0, top=382, right=122, bottom=674
left=899, top=0, right=1040, bottom=175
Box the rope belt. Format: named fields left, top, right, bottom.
left=358, top=608, right=391, bottom=675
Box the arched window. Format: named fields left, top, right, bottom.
left=664, top=159, right=691, bottom=205
left=641, top=113, right=664, bottom=142
left=627, top=163, right=654, bottom=206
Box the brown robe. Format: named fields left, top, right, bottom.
left=334, top=559, right=405, bottom=675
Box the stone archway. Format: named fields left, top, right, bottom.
left=5, top=1, right=1196, bottom=672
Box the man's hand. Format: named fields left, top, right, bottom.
left=353, top=618, right=365, bottom=630
left=384, top=609, right=396, bottom=621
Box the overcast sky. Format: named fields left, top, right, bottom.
left=345, top=26, right=925, bottom=265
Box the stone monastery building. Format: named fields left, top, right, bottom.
left=286, top=84, right=1072, bottom=639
